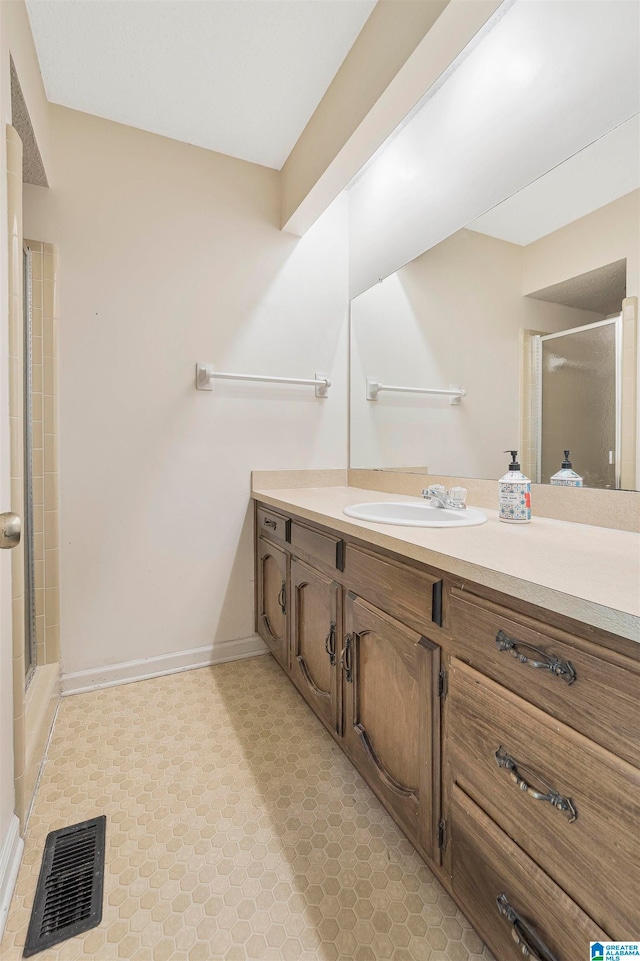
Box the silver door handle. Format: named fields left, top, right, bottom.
left=0, top=512, right=21, bottom=549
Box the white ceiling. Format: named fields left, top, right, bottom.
left=25, top=0, right=375, bottom=169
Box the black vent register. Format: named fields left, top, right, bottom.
left=24, top=815, right=106, bottom=957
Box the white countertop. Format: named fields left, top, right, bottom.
left=252, top=484, right=640, bottom=644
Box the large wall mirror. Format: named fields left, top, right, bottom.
left=348, top=0, right=639, bottom=492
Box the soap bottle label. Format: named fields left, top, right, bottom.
left=499, top=482, right=531, bottom=522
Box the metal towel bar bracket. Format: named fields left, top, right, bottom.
left=196, top=363, right=330, bottom=397
left=366, top=378, right=465, bottom=404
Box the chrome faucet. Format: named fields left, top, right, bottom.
left=421, top=485, right=467, bottom=510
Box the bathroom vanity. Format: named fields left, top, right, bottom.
left=253, top=481, right=640, bottom=961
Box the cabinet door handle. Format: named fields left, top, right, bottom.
left=495, top=630, right=576, bottom=685
left=261, top=613, right=280, bottom=644
left=341, top=633, right=354, bottom=683
left=495, top=748, right=577, bottom=822
left=496, top=894, right=558, bottom=961
left=277, top=582, right=286, bottom=615
left=325, top=622, right=336, bottom=665
left=355, top=723, right=418, bottom=800
left=263, top=517, right=277, bottom=530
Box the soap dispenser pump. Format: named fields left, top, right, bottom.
left=498, top=450, right=531, bottom=523
left=550, top=450, right=583, bottom=487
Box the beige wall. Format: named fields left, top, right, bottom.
left=23, top=105, right=349, bottom=680
left=350, top=228, right=602, bottom=478
left=523, top=190, right=640, bottom=299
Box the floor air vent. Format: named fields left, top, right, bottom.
left=23, top=815, right=106, bottom=957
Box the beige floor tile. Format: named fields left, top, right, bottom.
left=1, top=657, right=494, bottom=961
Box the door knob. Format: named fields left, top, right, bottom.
left=0, top=512, right=21, bottom=549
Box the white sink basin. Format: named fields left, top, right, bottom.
left=343, top=501, right=487, bottom=528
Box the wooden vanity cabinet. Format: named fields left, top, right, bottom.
left=254, top=499, right=640, bottom=953
left=290, top=558, right=341, bottom=736
left=447, top=658, right=640, bottom=938
left=445, top=585, right=640, bottom=950
left=255, top=503, right=444, bottom=862
left=343, top=593, right=440, bottom=856
left=256, top=536, right=289, bottom=669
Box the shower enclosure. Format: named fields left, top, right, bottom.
left=533, top=316, right=621, bottom=489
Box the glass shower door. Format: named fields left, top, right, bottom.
left=534, top=318, right=620, bottom=489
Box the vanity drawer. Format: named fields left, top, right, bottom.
left=451, top=786, right=608, bottom=961
left=448, top=659, right=640, bottom=938
left=344, top=546, right=442, bottom=633
left=289, top=521, right=345, bottom=573
left=449, top=589, right=640, bottom=767
left=257, top=506, right=291, bottom=546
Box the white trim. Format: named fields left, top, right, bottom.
left=0, top=815, right=24, bottom=944
left=538, top=316, right=619, bottom=342
left=60, top=635, right=268, bottom=697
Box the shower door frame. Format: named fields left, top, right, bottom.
left=533, top=315, right=623, bottom=489
left=23, top=243, right=37, bottom=685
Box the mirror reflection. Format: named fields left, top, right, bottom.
left=350, top=123, right=639, bottom=491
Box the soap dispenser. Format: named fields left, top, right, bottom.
left=551, top=450, right=583, bottom=487
left=498, top=450, right=531, bottom=523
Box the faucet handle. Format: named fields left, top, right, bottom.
left=449, top=486, right=467, bottom=508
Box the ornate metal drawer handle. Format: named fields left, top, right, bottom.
left=325, top=622, right=336, bottom=665
left=341, top=633, right=354, bottom=683
left=495, top=748, right=577, bottom=822
left=495, top=630, right=576, bottom=685
left=263, top=517, right=277, bottom=530
left=277, top=582, right=286, bottom=615
left=496, top=893, right=559, bottom=961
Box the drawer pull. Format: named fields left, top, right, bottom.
left=341, top=633, right=354, bottom=683
left=496, top=893, right=559, bottom=961
left=263, top=517, right=277, bottom=530
left=495, top=630, right=577, bottom=685
left=277, top=582, right=286, bottom=615
left=325, top=622, right=336, bottom=665
left=495, top=748, right=577, bottom=822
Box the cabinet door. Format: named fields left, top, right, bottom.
left=343, top=594, right=440, bottom=856
left=291, top=559, right=341, bottom=735
left=257, top=538, right=288, bottom=669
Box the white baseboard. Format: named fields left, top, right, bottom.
left=61, top=635, right=268, bottom=697
left=0, top=815, right=23, bottom=944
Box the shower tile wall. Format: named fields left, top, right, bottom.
left=26, top=239, right=60, bottom=667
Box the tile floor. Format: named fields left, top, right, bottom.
left=1, top=656, right=495, bottom=961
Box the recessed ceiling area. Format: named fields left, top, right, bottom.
left=527, top=260, right=627, bottom=317
left=25, top=0, right=376, bottom=169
